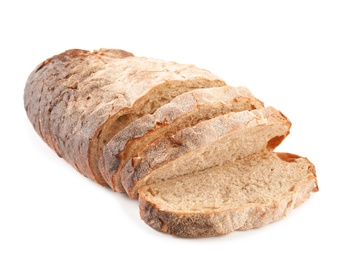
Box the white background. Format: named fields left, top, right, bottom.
left=1, top=0, right=337, bottom=259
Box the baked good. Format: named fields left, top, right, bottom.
left=24, top=49, right=225, bottom=185
left=120, top=106, right=291, bottom=199
left=24, top=48, right=318, bottom=238
left=139, top=152, right=318, bottom=237
left=99, top=86, right=264, bottom=192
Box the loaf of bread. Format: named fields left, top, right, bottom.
left=24, top=49, right=318, bottom=238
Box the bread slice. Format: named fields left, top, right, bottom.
left=120, top=106, right=291, bottom=198
left=24, top=49, right=225, bottom=185
left=99, top=86, right=264, bottom=192
left=138, top=152, right=318, bottom=238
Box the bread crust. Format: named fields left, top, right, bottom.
left=24, top=49, right=225, bottom=184
left=138, top=153, right=318, bottom=238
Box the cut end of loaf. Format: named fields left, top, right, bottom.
left=138, top=152, right=318, bottom=238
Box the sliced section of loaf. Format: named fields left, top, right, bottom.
left=138, top=152, right=318, bottom=238
left=99, top=86, right=264, bottom=192
left=24, top=49, right=225, bottom=185
left=120, top=107, right=291, bottom=198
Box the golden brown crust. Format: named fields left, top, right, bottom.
left=25, top=49, right=130, bottom=182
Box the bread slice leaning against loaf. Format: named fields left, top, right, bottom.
left=120, top=106, right=291, bottom=199
left=99, top=86, right=264, bottom=192
left=139, top=152, right=318, bottom=238
left=24, top=49, right=225, bottom=185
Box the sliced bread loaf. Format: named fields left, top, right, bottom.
left=138, top=152, right=318, bottom=237
left=25, top=49, right=317, bottom=238
left=24, top=49, right=225, bottom=185
left=120, top=106, right=291, bottom=198
left=99, top=86, right=264, bottom=192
